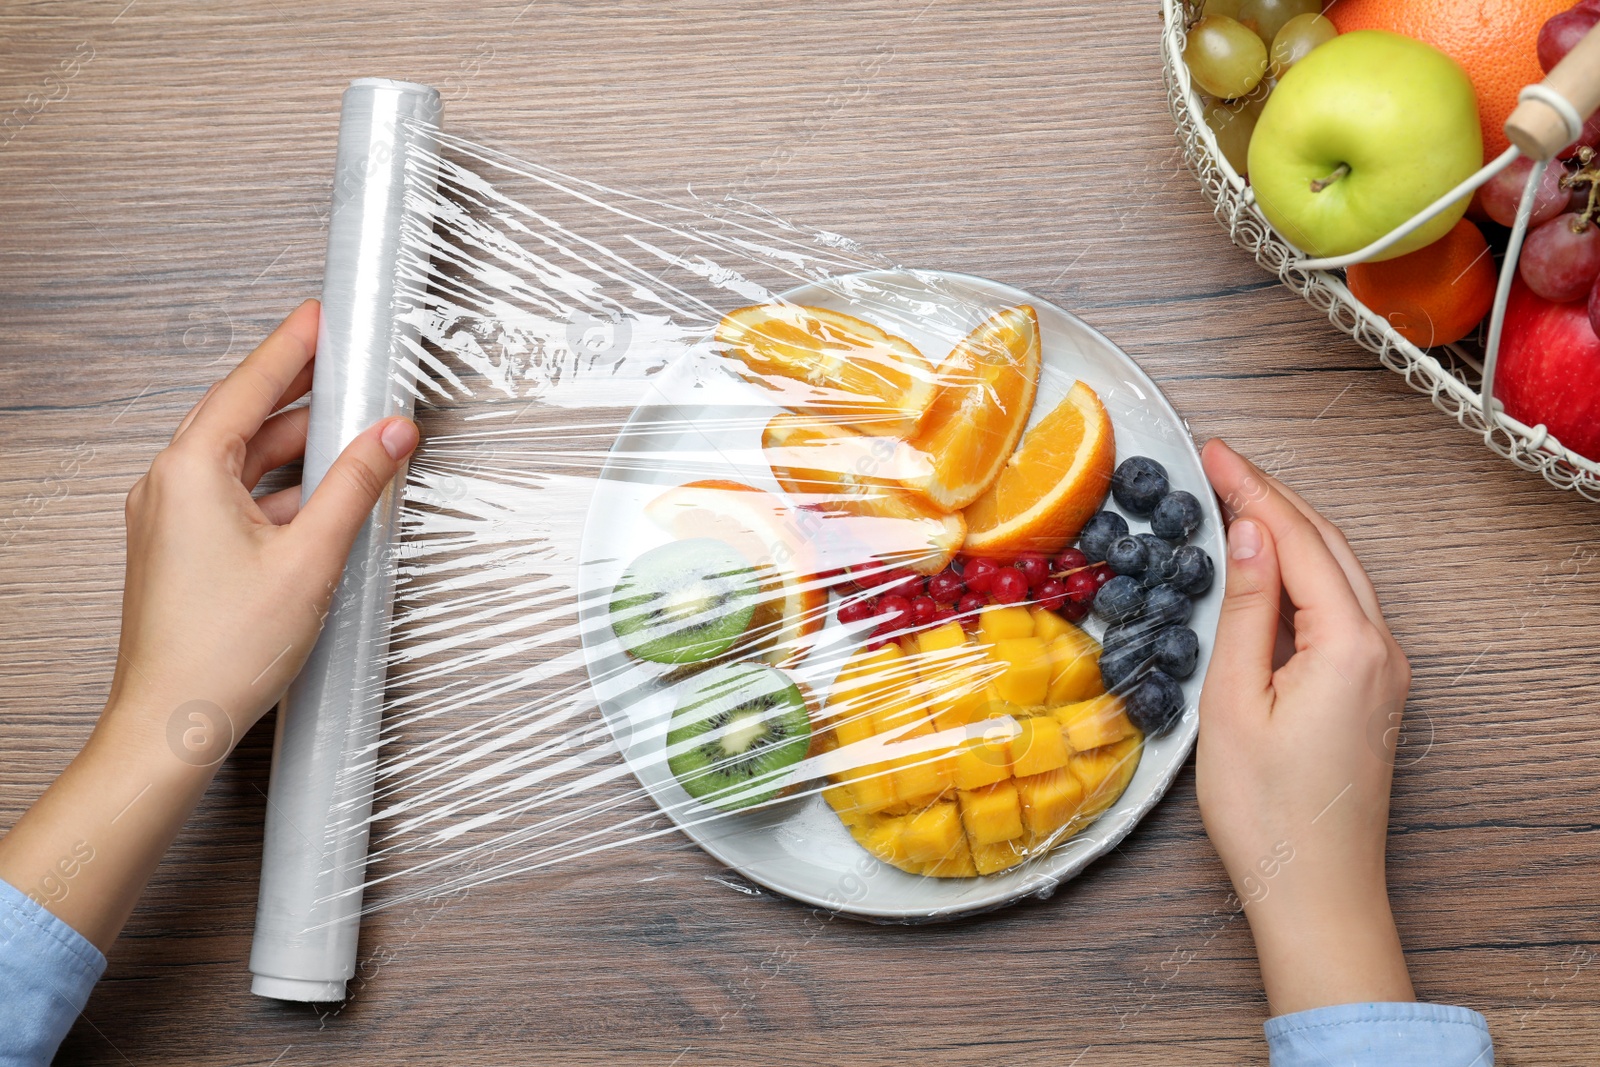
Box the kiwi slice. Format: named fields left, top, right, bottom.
left=666, top=663, right=813, bottom=811
left=610, top=539, right=760, bottom=664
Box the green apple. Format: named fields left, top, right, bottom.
left=1247, top=30, right=1482, bottom=262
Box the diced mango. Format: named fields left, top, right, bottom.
left=990, top=636, right=1052, bottom=707
left=887, top=738, right=955, bottom=804
left=838, top=761, right=898, bottom=813
left=1030, top=606, right=1072, bottom=643
left=969, top=838, right=1026, bottom=875
left=1010, top=714, right=1073, bottom=777
left=863, top=815, right=915, bottom=868
left=1047, top=630, right=1104, bottom=705
left=1071, top=735, right=1143, bottom=819
left=1016, top=768, right=1085, bottom=838
left=978, top=604, right=1034, bottom=644
left=833, top=710, right=878, bottom=749
left=958, top=781, right=1025, bottom=846
left=916, top=621, right=969, bottom=656
left=900, top=801, right=964, bottom=865
left=925, top=835, right=979, bottom=877
left=1057, top=694, right=1137, bottom=752
left=950, top=719, right=1016, bottom=790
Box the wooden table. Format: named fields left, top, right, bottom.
left=4, top=2, right=1599, bottom=1063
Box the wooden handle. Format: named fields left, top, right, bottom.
left=1505, top=20, right=1600, bottom=159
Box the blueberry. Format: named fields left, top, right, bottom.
left=1125, top=669, right=1186, bottom=735
left=1135, top=533, right=1177, bottom=588
left=1153, top=625, right=1199, bottom=679
left=1103, top=618, right=1164, bottom=656
left=1078, top=511, right=1129, bottom=563
left=1105, top=535, right=1147, bottom=577
left=1098, top=642, right=1150, bottom=690
left=1150, top=490, right=1204, bottom=543
left=1093, top=574, right=1146, bottom=625
left=1143, top=583, right=1193, bottom=627
left=1169, top=545, right=1214, bottom=596
left=1111, top=456, right=1169, bottom=517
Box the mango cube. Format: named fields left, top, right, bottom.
left=1010, top=714, right=1073, bottom=777
left=886, top=739, right=955, bottom=804
left=1030, top=606, right=1072, bottom=643
left=838, top=761, right=898, bottom=814
left=958, top=781, right=1024, bottom=846
left=916, top=621, right=969, bottom=656
left=969, top=838, right=1026, bottom=875
left=925, top=836, right=979, bottom=878
left=978, top=604, right=1034, bottom=644
left=900, top=801, right=964, bottom=865
left=989, top=636, right=1052, bottom=707
left=863, top=815, right=914, bottom=867
left=1071, top=735, right=1143, bottom=818
left=950, top=719, right=1016, bottom=790
left=1016, top=768, right=1085, bottom=838
left=1047, top=630, right=1104, bottom=705
left=1057, top=694, right=1137, bottom=752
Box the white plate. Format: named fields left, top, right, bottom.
left=577, top=269, right=1223, bottom=922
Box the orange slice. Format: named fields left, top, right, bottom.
left=762, top=414, right=964, bottom=576
left=716, top=304, right=937, bottom=437
left=903, top=306, right=1041, bottom=511
left=644, top=479, right=828, bottom=665
left=961, top=381, right=1115, bottom=558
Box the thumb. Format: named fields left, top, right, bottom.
left=1201, top=517, right=1282, bottom=725
left=291, top=417, right=419, bottom=565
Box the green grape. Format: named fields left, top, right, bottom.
left=1200, top=0, right=1244, bottom=19
left=1269, top=13, right=1337, bottom=76
left=1204, top=96, right=1264, bottom=176
left=1184, top=16, right=1269, bottom=100
left=1237, top=0, right=1320, bottom=48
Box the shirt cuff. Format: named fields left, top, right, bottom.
left=1266, top=1001, right=1493, bottom=1067
left=0, top=875, right=107, bottom=1066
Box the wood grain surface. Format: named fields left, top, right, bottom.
left=3, top=1, right=1599, bottom=1064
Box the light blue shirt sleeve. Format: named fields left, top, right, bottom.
left=0, top=876, right=106, bottom=1067
left=1266, top=1001, right=1494, bottom=1066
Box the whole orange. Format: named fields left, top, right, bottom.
left=1326, top=0, right=1569, bottom=161
left=1345, top=218, right=1497, bottom=347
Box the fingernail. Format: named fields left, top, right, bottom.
left=381, top=418, right=419, bottom=460
left=1230, top=519, right=1261, bottom=561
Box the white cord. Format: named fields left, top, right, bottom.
left=1290, top=146, right=1522, bottom=271
left=1479, top=157, right=1556, bottom=436
left=1518, top=84, right=1586, bottom=146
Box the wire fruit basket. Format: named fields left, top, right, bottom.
left=1160, top=0, right=1600, bottom=502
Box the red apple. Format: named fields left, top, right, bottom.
left=1496, top=276, right=1600, bottom=461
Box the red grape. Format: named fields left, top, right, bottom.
left=1520, top=214, right=1600, bottom=302
left=963, top=557, right=1001, bottom=594
left=992, top=568, right=1029, bottom=605
left=1052, top=548, right=1090, bottom=575
left=1035, top=578, right=1068, bottom=611
left=1016, top=553, right=1050, bottom=588
left=837, top=598, right=876, bottom=624
left=909, top=595, right=937, bottom=626
left=876, top=594, right=912, bottom=622
left=1063, top=570, right=1099, bottom=605
left=1539, top=4, right=1600, bottom=72
left=956, top=592, right=988, bottom=616
left=1479, top=157, right=1572, bottom=228
left=927, top=568, right=964, bottom=604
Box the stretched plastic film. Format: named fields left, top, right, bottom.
left=254, top=95, right=1227, bottom=996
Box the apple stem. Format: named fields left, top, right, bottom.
left=1565, top=146, right=1598, bottom=228
left=1309, top=163, right=1350, bottom=193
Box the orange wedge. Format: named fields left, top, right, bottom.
left=901, top=305, right=1041, bottom=511
left=961, top=380, right=1115, bottom=558
left=716, top=303, right=938, bottom=437
left=643, top=479, right=828, bottom=665
left=762, top=414, right=964, bottom=576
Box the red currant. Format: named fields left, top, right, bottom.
left=909, top=595, right=937, bottom=625
left=884, top=571, right=927, bottom=601
left=876, top=594, right=912, bottom=625
left=1064, top=570, right=1098, bottom=605
left=868, top=622, right=899, bottom=650
left=1035, top=578, right=1067, bottom=611
left=837, top=598, right=876, bottom=624
left=1089, top=563, right=1114, bottom=589
left=850, top=561, right=889, bottom=588
left=1052, top=548, right=1089, bottom=575
left=956, top=591, right=988, bottom=616
left=932, top=607, right=957, bottom=625
left=927, top=568, right=965, bottom=604
left=1060, top=598, right=1090, bottom=624
left=992, top=568, right=1029, bottom=605
left=1016, top=553, right=1050, bottom=588
left=963, top=557, right=1000, bottom=594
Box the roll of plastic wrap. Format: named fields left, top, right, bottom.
left=248, top=78, right=442, bottom=1003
